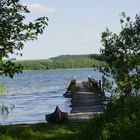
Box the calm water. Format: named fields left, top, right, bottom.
left=0, top=69, right=102, bottom=124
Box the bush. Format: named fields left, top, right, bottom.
left=80, top=96, right=140, bottom=140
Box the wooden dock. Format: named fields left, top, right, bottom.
left=45, top=77, right=109, bottom=123
left=65, top=78, right=107, bottom=123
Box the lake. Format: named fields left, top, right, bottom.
left=0, top=69, right=102, bottom=125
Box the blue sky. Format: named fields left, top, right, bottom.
left=15, top=0, right=140, bottom=60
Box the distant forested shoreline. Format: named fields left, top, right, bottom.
left=15, top=54, right=104, bottom=70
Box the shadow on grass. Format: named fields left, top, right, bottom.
left=0, top=122, right=81, bottom=140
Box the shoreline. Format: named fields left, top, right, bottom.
left=22, top=67, right=94, bottom=71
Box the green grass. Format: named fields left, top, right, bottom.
left=0, top=123, right=82, bottom=140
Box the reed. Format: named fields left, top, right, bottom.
left=0, top=84, right=5, bottom=95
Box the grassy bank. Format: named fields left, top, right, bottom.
left=0, top=123, right=82, bottom=140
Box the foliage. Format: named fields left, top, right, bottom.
left=80, top=95, right=140, bottom=140
left=0, top=0, right=48, bottom=78
left=92, top=13, right=140, bottom=95
left=15, top=54, right=104, bottom=70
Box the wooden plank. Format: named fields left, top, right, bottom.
left=69, top=112, right=98, bottom=116
left=68, top=112, right=102, bottom=123
left=72, top=99, right=102, bottom=103
left=71, top=101, right=104, bottom=107
left=74, top=92, right=96, bottom=94
left=72, top=93, right=100, bottom=99
left=71, top=106, right=104, bottom=113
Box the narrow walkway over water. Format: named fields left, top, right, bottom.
left=67, top=79, right=105, bottom=123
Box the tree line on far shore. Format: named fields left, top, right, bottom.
left=15, top=54, right=105, bottom=70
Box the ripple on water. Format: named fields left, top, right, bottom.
left=0, top=69, right=100, bottom=124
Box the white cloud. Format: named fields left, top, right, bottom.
left=28, top=3, right=57, bottom=13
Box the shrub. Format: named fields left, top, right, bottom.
left=80, top=96, right=140, bottom=140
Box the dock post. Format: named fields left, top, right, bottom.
left=99, top=80, right=102, bottom=94
left=101, top=75, right=105, bottom=96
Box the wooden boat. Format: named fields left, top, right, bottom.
left=45, top=106, right=68, bottom=123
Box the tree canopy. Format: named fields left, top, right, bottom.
left=96, top=13, right=140, bottom=95
left=0, top=0, right=48, bottom=78
left=15, top=54, right=103, bottom=70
